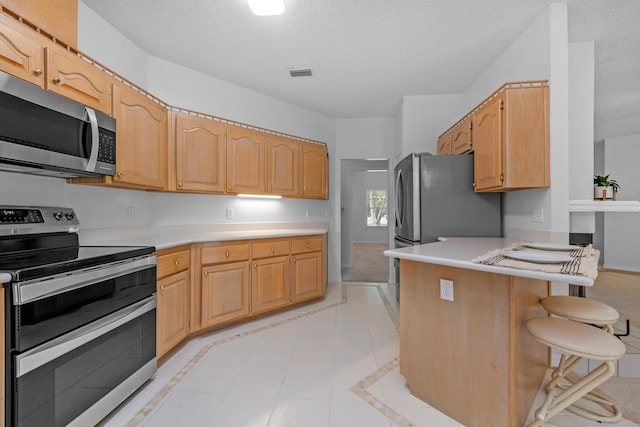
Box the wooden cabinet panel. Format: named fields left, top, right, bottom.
left=474, top=84, right=549, bottom=192
left=291, top=235, right=323, bottom=254
left=473, top=95, right=503, bottom=191
left=45, top=45, right=111, bottom=114
left=300, top=143, right=328, bottom=199
left=267, top=136, right=299, bottom=196
left=451, top=116, right=472, bottom=154
left=226, top=126, right=266, bottom=194
left=157, top=270, right=190, bottom=358
left=437, top=132, right=451, bottom=155
left=291, top=251, right=323, bottom=303
left=173, top=112, right=226, bottom=193
left=157, top=249, right=190, bottom=279
left=201, top=261, right=250, bottom=327
left=251, top=255, right=290, bottom=314
left=112, top=83, right=168, bottom=189
left=201, top=242, right=250, bottom=265
left=0, top=13, right=44, bottom=86
left=252, top=238, right=290, bottom=259
left=0, top=0, right=77, bottom=46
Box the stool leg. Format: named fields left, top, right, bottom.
left=548, top=354, right=582, bottom=392
left=529, top=361, right=616, bottom=427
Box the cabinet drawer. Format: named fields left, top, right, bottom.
left=157, top=249, right=190, bottom=279
left=291, top=236, right=323, bottom=254
left=202, top=243, right=250, bottom=264
left=252, top=239, right=290, bottom=259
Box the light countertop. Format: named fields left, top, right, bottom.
left=79, top=223, right=330, bottom=251
left=0, top=273, right=11, bottom=285
left=384, top=237, right=596, bottom=287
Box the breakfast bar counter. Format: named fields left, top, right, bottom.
left=384, top=238, right=597, bottom=427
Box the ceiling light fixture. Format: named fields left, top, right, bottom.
left=247, top=0, right=285, bottom=16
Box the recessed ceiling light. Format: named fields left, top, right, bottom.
left=247, top=0, right=285, bottom=16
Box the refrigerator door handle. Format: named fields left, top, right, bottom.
left=395, top=170, right=404, bottom=229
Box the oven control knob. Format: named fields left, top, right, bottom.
left=54, top=212, right=64, bottom=220
left=65, top=213, right=75, bottom=220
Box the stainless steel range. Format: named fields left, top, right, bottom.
left=0, top=206, right=157, bottom=427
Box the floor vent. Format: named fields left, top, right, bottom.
left=287, top=67, right=313, bottom=78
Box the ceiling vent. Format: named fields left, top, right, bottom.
left=287, top=67, right=313, bottom=78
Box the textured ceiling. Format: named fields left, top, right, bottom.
left=81, top=0, right=640, bottom=138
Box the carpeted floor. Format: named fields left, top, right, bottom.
left=341, top=243, right=389, bottom=282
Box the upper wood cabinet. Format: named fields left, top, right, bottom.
left=267, top=136, right=300, bottom=197
left=112, top=83, right=168, bottom=189
left=450, top=115, right=472, bottom=154
left=172, top=112, right=226, bottom=193
left=300, top=142, right=328, bottom=199
left=473, top=83, right=549, bottom=192
left=0, top=12, right=45, bottom=86
left=0, top=0, right=77, bottom=46
left=437, top=132, right=451, bottom=155
left=45, top=45, right=111, bottom=115
left=226, top=126, right=266, bottom=194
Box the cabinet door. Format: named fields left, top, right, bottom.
left=300, top=143, right=328, bottom=199
left=451, top=116, right=472, bottom=154
left=226, top=126, right=266, bottom=194
left=112, top=83, right=168, bottom=189
left=267, top=136, right=299, bottom=196
left=201, top=261, right=250, bottom=328
left=437, top=132, right=451, bottom=155
left=473, top=95, right=503, bottom=191
left=1, top=0, right=78, bottom=46
left=174, top=113, right=226, bottom=193
left=157, top=270, right=190, bottom=358
left=0, top=13, right=45, bottom=86
left=291, top=251, right=323, bottom=303
left=45, top=45, right=111, bottom=114
left=251, top=255, right=290, bottom=314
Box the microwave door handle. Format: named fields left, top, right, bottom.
left=83, top=106, right=99, bottom=172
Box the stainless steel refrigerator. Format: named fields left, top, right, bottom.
left=393, top=152, right=502, bottom=300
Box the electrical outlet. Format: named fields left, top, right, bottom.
left=305, top=209, right=310, bottom=218
left=440, top=279, right=454, bottom=301
left=226, top=208, right=234, bottom=220
left=126, top=207, right=134, bottom=221
left=532, top=208, right=544, bottom=223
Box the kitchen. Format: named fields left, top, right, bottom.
left=1, top=0, right=639, bottom=426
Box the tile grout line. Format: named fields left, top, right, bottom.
left=126, top=282, right=411, bottom=427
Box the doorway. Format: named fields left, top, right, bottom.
left=340, top=159, right=391, bottom=282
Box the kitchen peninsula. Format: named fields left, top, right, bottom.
left=384, top=238, right=597, bottom=427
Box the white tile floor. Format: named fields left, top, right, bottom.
left=99, top=283, right=639, bottom=427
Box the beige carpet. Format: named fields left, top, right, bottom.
left=341, top=243, right=389, bottom=282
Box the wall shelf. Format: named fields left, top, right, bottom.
left=569, top=200, right=640, bottom=212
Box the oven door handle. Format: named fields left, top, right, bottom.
left=16, top=295, right=156, bottom=378
left=14, top=255, right=156, bottom=305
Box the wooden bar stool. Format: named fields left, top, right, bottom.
left=526, top=317, right=626, bottom=427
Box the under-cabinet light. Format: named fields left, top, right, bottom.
left=237, top=194, right=283, bottom=199
left=247, top=0, right=285, bottom=16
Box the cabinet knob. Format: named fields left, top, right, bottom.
left=53, top=77, right=61, bottom=84
left=204, top=270, right=208, bottom=276
left=34, top=68, right=43, bottom=76
left=228, top=185, right=232, bottom=190
left=306, top=243, right=310, bottom=249
left=500, top=173, right=504, bottom=182
left=178, top=181, right=183, bottom=187
left=175, top=260, right=179, bottom=266
left=271, top=247, right=275, bottom=253
left=117, top=172, right=123, bottom=178
left=225, top=251, right=230, bottom=257
left=160, top=285, right=165, bottom=290
left=292, top=257, right=296, bottom=263
left=253, top=263, right=257, bottom=268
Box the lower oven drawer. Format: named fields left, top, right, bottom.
left=13, top=296, right=157, bottom=427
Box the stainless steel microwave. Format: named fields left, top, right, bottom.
left=0, top=70, right=116, bottom=178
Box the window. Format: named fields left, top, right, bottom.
left=366, top=189, right=388, bottom=227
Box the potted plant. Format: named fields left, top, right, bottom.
left=594, top=174, right=620, bottom=200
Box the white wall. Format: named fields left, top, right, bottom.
left=400, top=94, right=464, bottom=157
left=462, top=4, right=570, bottom=243
left=603, top=133, right=640, bottom=271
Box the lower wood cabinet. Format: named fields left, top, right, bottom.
left=157, top=270, right=190, bottom=358
left=156, top=246, right=191, bottom=358
left=201, top=261, right=250, bottom=328
left=252, top=255, right=290, bottom=314
left=291, top=251, right=323, bottom=303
